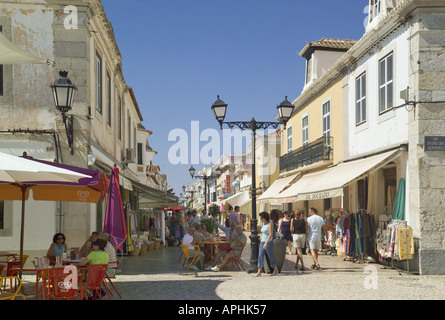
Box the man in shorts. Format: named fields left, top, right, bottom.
left=306, top=207, right=326, bottom=270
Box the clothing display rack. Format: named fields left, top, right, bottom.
left=335, top=209, right=376, bottom=264
left=376, top=219, right=414, bottom=273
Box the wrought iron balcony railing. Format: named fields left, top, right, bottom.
left=279, top=136, right=333, bottom=173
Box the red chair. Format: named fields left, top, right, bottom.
left=103, top=260, right=121, bottom=299
left=223, top=244, right=245, bottom=271
left=43, top=267, right=82, bottom=300
left=80, top=264, right=108, bottom=300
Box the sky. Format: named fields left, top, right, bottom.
left=101, top=0, right=370, bottom=197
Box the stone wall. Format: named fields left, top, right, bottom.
left=409, top=11, right=445, bottom=275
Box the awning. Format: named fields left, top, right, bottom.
left=274, top=149, right=404, bottom=203
left=0, top=32, right=49, bottom=64
left=221, top=190, right=250, bottom=208
left=133, top=180, right=178, bottom=208
left=257, top=173, right=300, bottom=203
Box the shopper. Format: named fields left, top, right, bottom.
left=278, top=211, right=293, bottom=255
left=307, top=207, right=326, bottom=270
left=228, top=206, right=241, bottom=225
left=290, top=209, right=306, bottom=270
left=254, top=212, right=279, bottom=277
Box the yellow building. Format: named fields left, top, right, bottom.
left=262, top=39, right=357, bottom=216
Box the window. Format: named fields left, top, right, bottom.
left=322, top=101, right=331, bottom=137
left=369, top=0, right=381, bottom=21
left=356, top=72, right=367, bottom=125
left=287, top=126, right=292, bottom=153
left=137, top=143, right=143, bottom=165
left=117, top=96, right=122, bottom=140
left=95, top=52, right=102, bottom=114
left=305, top=56, right=312, bottom=84
left=106, top=72, right=111, bottom=125
left=302, top=116, right=309, bottom=146
left=379, top=53, right=393, bottom=113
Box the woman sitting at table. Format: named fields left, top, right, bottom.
left=74, top=239, right=109, bottom=299
left=74, top=239, right=109, bottom=266
left=46, top=233, right=68, bottom=260
left=195, top=224, right=211, bottom=242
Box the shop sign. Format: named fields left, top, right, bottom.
left=425, top=136, right=445, bottom=151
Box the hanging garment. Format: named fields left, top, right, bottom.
left=397, top=227, right=415, bottom=260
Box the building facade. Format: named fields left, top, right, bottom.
left=0, top=0, right=175, bottom=260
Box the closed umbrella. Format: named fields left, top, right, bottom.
left=103, top=166, right=127, bottom=251
left=0, top=152, right=109, bottom=268
left=392, top=178, right=406, bottom=221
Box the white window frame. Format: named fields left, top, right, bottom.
left=302, top=115, right=309, bottom=146
left=356, top=72, right=367, bottom=125
left=287, top=125, right=292, bottom=153
left=305, top=56, right=312, bottom=85
left=379, top=52, right=394, bottom=114
left=96, top=52, right=103, bottom=114
left=106, top=71, right=111, bottom=125
left=322, top=101, right=331, bottom=137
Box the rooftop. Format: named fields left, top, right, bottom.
left=299, top=38, right=358, bottom=57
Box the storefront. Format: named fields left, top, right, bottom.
left=267, top=146, right=415, bottom=270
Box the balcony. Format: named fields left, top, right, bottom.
left=280, top=136, right=333, bottom=173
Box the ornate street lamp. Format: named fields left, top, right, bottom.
left=211, top=95, right=294, bottom=273
left=50, top=71, right=77, bottom=155
left=188, top=165, right=222, bottom=215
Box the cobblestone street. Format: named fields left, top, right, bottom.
left=21, top=241, right=445, bottom=301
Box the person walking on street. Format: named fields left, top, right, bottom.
left=307, top=207, right=326, bottom=270
left=254, top=212, right=279, bottom=277
left=290, top=209, right=306, bottom=270
left=278, top=211, right=293, bottom=255
left=228, top=206, right=241, bottom=226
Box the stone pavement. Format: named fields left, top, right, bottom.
left=20, top=240, right=445, bottom=301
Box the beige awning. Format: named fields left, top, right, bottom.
left=0, top=32, right=48, bottom=64
left=257, top=173, right=300, bottom=203
left=221, top=190, right=250, bottom=208
left=274, top=149, right=404, bottom=203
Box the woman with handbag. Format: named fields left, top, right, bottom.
left=254, top=212, right=279, bottom=277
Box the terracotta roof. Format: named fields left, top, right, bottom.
left=299, top=38, right=358, bottom=57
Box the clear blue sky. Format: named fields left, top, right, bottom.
left=102, top=0, right=369, bottom=197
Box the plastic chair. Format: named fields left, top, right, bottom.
left=179, top=245, right=202, bottom=271
left=224, top=244, right=245, bottom=271
left=2, top=255, right=29, bottom=293
left=0, top=276, right=25, bottom=300
left=80, top=264, right=108, bottom=300
left=43, top=267, right=82, bottom=300
left=103, top=260, right=121, bottom=299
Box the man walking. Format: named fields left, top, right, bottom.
left=306, top=207, right=326, bottom=270
left=228, top=206, right=241, bottom=226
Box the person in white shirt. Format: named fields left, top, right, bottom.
left=181, top=225, right=204, bottom=271
left=306, top=207, right=326, bottom=270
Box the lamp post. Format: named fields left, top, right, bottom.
left=50, top=71, right=77, bottom=155
left=188, top=165, right=222, bottom=215
left=211, top=95, right=294, bottom=273
left=182, top=185, right=198, bottom=208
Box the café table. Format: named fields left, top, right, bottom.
left=197, top=240, right=230, bottom=263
